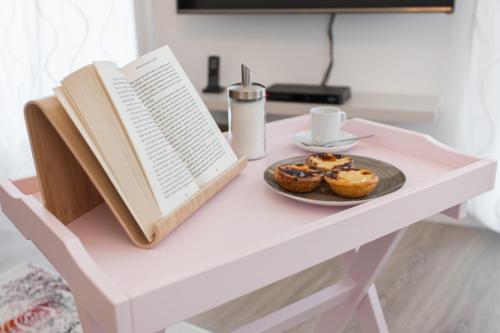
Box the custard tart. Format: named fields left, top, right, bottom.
left=324, top=168, right=379, bottom=198
left=305, top=153, right=353, bottom=171
left=274, top=164, right=323, bottom=193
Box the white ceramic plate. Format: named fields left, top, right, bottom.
left=292, top=130, right=358, bottom=153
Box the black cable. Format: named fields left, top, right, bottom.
left=321, top=14, right=335, bottom=87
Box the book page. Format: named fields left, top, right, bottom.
left=92, top=62, right=200, bottom=219
left=58, top=67, right=164, bottom=241
left=121, top=45, right=237, bottom=187
left=55, top=86, right=155, bottom=239
left=54, top=87, right=122, bottom=195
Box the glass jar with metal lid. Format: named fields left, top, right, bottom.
left=227, top=64, right=266, bottom=160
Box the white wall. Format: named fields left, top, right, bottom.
left=135, top=0, right=473, bottom=144
left=135, top=0, right=481, bottom=227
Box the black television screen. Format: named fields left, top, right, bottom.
left=178, top=0, right=454, bottom=13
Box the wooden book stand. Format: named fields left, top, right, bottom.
left=24, top=96, right=247, bottom=248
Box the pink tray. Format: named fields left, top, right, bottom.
left=0, top=116, right=496, bottom=333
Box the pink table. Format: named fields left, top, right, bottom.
left=0, top=116, right=496, bottom=333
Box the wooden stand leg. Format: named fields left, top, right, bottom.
left=313, top=228, right=406, bottom=333
left=355, top=285, right=389, bottom=333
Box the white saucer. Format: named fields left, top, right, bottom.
left=292, top=130, right=358, bottom=153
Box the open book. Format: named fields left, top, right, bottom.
left=54, top=45, right=237, bottom=241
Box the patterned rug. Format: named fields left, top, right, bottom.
left=0, top=263, right=81, bottom=333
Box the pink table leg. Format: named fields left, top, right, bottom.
left=355, top=285, right=389, bottom=333
left=314, top=228, right=406, bottom=333
left=229, top=251, right=358, bottom=333
left=74, top=296, right=105, bottom=333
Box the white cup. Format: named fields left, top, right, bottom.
left=310, top=106, right=347, bottom=145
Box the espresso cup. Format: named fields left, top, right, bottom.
left=310, top=106, right=347, bottom=145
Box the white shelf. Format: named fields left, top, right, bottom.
left=203, top=91, right=438, bottom=124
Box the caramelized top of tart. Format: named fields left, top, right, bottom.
left=306, top=153, right=353, bottom=171
left=277, top=164, right=323, bottom=178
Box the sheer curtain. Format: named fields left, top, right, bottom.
left=459, top=0, right=500, bottom=231
left=0, top=0, right=137, bottom=179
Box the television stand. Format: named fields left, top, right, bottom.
left=202, top=90, right=438, bottom=126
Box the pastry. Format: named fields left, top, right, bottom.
left=305, top=153, right=353, bottom=171
left=274, top=164, right=323, bottom=193
left=324, top=168, right=379, bottom=198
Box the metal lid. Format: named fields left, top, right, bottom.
left=228, top=82, right=266, bottom=100
left=228, top=64, right=265, bottom=101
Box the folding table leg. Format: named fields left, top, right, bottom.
left=313, top=228, right=406, bottom=333
left=355, top=285, right=389, bottom=333
left=74, top=296, right=105, bottom=333
left=74, top=297, right=94, bottom=333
